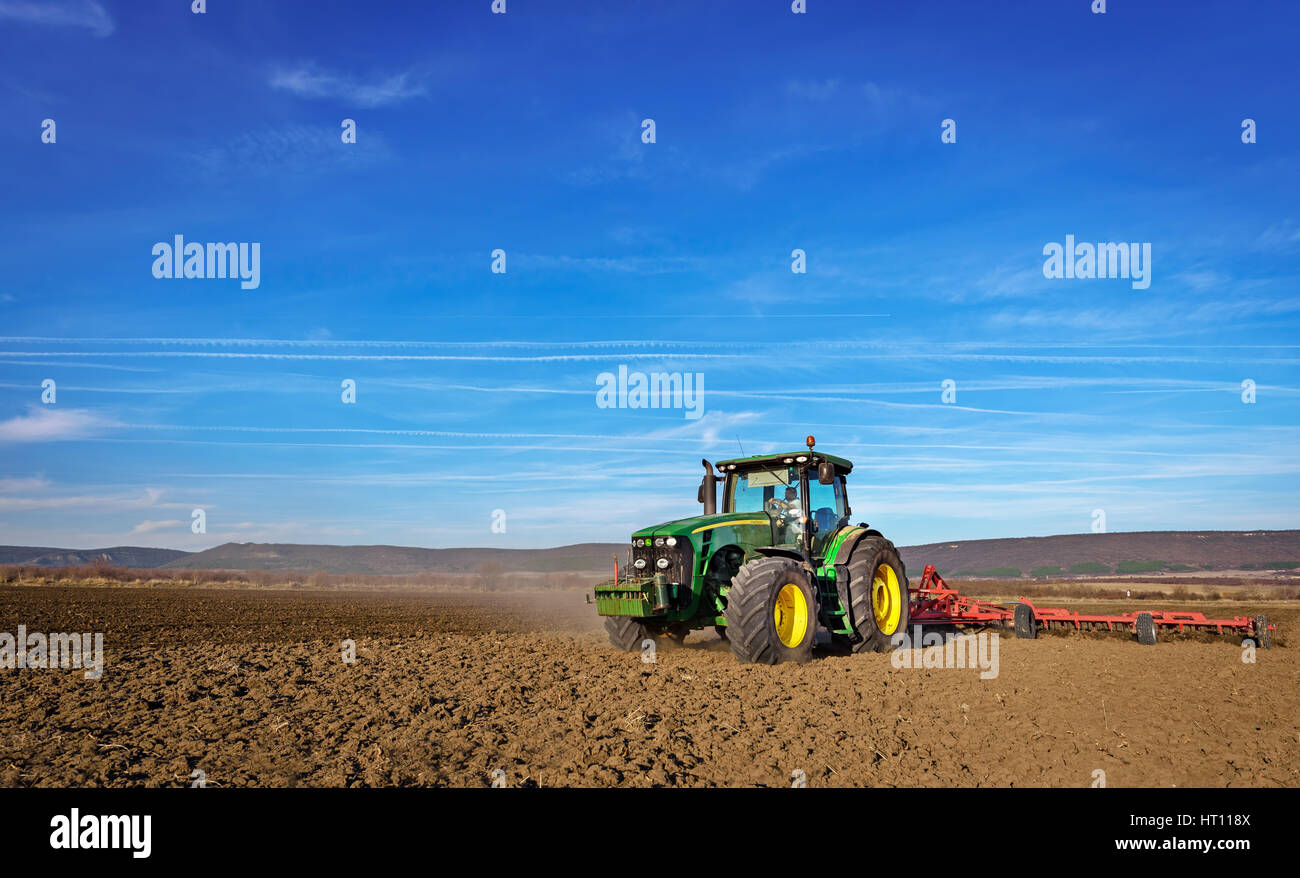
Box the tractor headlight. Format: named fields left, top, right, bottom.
left=656, top=557, right=670, bottom=570
left=634, top=558, right=647, bottom=570
left=654, top=537, right=665, bottom=547
left=665, top=537, right=677, bottom=547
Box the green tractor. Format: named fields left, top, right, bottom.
left=594, top=436, right=909, bottom=664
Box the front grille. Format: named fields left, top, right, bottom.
left=632, top=543, right=692, bottom=585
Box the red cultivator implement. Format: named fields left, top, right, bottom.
left=911, top=566, right=1275, bottom=647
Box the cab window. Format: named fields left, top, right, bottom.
left=807, top=474, right=848, bottom=535
left=728, top=467, right=797, bottom=514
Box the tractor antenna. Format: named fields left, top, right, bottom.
left=735, top=435, right=746, bottom=456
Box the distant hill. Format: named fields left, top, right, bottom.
left=5, top=530, right=1298, bottom=578
left=899, top=530, right=1300, bottom=578
left=161, top=542, right=627, bottom=575
left=0, top=545, right=192, bottom=568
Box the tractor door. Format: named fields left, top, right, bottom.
left=807, top=472, right=848, bottom=556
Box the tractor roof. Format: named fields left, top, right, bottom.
left=714, top=451, right=853, bottom=473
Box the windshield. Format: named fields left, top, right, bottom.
left=727, top=466, right=848, bottom=551
left=728, top=466, right=796, bottom=514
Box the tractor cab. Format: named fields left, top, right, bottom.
left=713, top=437, right=853, bottom=560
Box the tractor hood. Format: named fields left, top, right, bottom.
left=632, top=511, right=771, bottom=544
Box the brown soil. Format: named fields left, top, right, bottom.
left=0, top=585, right=1295, bottom=788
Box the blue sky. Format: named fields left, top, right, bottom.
left=0, top=0, right=1297, bottom=552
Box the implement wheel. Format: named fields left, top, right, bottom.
left=1253, top=615, right=1271, bottom=650
left=842, top=535, right=910, bottom=653
left=1014, top=603, right=1037, bottom=639
left=1135, top=612, right=1157, bottom=646
left=724, top=557, right=816, bottom=664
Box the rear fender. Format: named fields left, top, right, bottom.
left=821, top=526, right=883, bottom=570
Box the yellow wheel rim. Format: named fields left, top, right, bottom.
left=872, top=565, right=902, bottom=635
left=773, top=583, right=809, bottom=648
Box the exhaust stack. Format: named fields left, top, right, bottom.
left=699, top=458, right=718, bottom=515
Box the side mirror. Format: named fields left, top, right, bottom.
left=817, top=461, right=836, bottom=485
left=697, top=481, right=706, bottom=504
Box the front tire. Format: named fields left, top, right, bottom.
left=604, top=616, right=652, bottom=652
left=724, top=557, right=816, bottom=664
left=844, top=536, right=909, bottom=653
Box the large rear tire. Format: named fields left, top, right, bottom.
left=604, top=616, right=652, bottom=652
left=724, top=557, right=816, bottom=664
left=844, top=536, right=910, bottom=653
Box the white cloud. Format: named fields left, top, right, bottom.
left=0, top=0, right=113, bottom=37
left=0, top=477, right=49, bottom=493
left=269, top=63, right=426, bottom=108
left=129, top=519, right=183, bottom=535
left=1256, top=220, right=1300, bottom=251
left=988, top=296, right=1300, bottom=334
left=0, top=406, right=116, bottom=442
left=0, top=487, right=166, bottom=512
left=191, top=124, right=391, bottom=179
left=1173, top=269, right=1228, bottom=292
left=785, top=78, right=840, bottom=101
